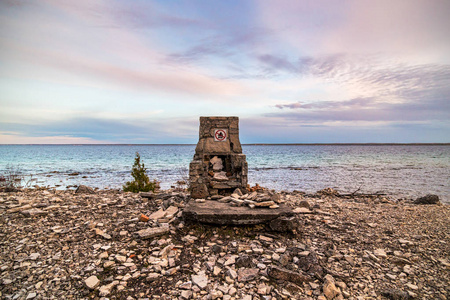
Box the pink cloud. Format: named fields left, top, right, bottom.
left=325, top=0, right=450, bottom=57
left=0, top=133, right=108, bottom=144
left=256, top=0, right=450, bottom=59
left=1, top=29, right=246, bottom=99
left=0, top=0, right=248, bottom=100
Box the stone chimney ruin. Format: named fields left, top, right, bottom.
left=189, top=116, right=248, bottom=198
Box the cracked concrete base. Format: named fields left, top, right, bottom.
left=182, top=200, right=294, bottom=225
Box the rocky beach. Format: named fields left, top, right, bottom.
left=0, top=186, right=448, bottom=300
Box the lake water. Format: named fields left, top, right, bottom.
left=0, top=145, right=448, bottom=203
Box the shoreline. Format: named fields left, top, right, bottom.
left=4, top=180, right=449, bottom=205
left=2, top=144, right=448, bottom=205
left=0, top=187, right=448, bottom=299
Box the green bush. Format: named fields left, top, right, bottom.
left=123, top=152, right=159, bottom=193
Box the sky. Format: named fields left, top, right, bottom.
left=0, top=0, right=449, bottom=144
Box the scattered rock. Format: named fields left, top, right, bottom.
left=374, top=248, right=387, bottom=258
left=75, top=185, right=95, bottom=194
left=381, top=289, right=413, bottom=300
left=180, top=290, right=193, bottom=299
left=140, top=191, right=155, bottom=199
left=317, top=188, right=339, bottom=196
left=414, top=194, right=440, bottom=205
left=150, top=209, right=166, bottom=220
left=179, top=281, right=192, bottom=290
left=295, top=250, right=324, bottom=277
left=405, top=283, right=418, bottom=290
left=99, top=281, right=118, bottom=296
left=236, top=255, right=252, bottom=268
left=0, top=187, right=447, bottom=299
left=7, top=204, right=32, bottom=213
left=267, top=265, right=311, bottom=285
left=298, top=200, right=311, bottom=209
left=85, top=275, right=100, bottom=289
left=238, top=268, right=259, bottom=282
left=95, top=228, right=111, bottom=240
left=139, top=213, right=150, bottom=222
left=233, top=188, right=243, bottom=196
left=323, top=274, right=341, bottom=300
left=26, top=292, right=37, bottom=299
left=293, top=207, right=312, bottom=214
left=21, top=208, right=48, bottom=217
left=192, top=273, right=208, bottom=289
left=269, top=216, right=297, bottom=232
left=29, top=252, right=40, bottom=260
left=136, top=226, right=169, bottom=239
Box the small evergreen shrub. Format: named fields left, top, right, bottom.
left=123, top=152, right=159, bottom=193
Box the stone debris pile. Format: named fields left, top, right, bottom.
left=194, top=188, right=282, bottom=210
left=0, top=186, right=448, bottom=299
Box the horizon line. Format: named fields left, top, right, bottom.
left=0, top=143, right=449, bottom=146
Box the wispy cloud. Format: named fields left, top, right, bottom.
left=0, top=133, right=109, bottom=144
left=270, top=97, right=449, bottom=122
left=165, top=27, right=272, bottom=68
left=275, top=97, right=375, bottom=110
left=260, top=53, right=450, bottom=121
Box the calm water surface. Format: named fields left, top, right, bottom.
left=0, top=145, right=448, bottom=203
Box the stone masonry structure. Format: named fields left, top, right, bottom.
left=189, top=116, right=248, bottom=199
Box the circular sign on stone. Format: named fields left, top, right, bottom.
left=214, top=129, right=227, bottom=142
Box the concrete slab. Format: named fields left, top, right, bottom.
left=183, top=200, right=294, bottom=225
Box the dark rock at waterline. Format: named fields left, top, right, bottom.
left=75, top=185, right=95, bottom=194
left=414, top=194, right=440, bottom=205
left=0, top=186, right=19, bottom=193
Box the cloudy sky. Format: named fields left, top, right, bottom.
left=1, top=0, right=449, bottom=144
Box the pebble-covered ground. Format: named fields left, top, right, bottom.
left=0, top=186, right=448, bottom=300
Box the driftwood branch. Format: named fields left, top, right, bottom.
left=351, top=185, right=362, bottom=196
left=338, top=185, right=387, bottom=197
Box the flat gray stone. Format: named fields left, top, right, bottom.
left=238, top=268, right=259, bottom=282
left=85, top=275, right=100, bottom=289
left=183, top=200, right=294, bottom=225
left=192, top=273, right=208, bottom=289
left=136, top=227, right=169, bottom=239
left=21, top=208, right=48, bottom=217
left=26, top=293, right=37, bottom=300
left=140, top=192, right=156, bottom=199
